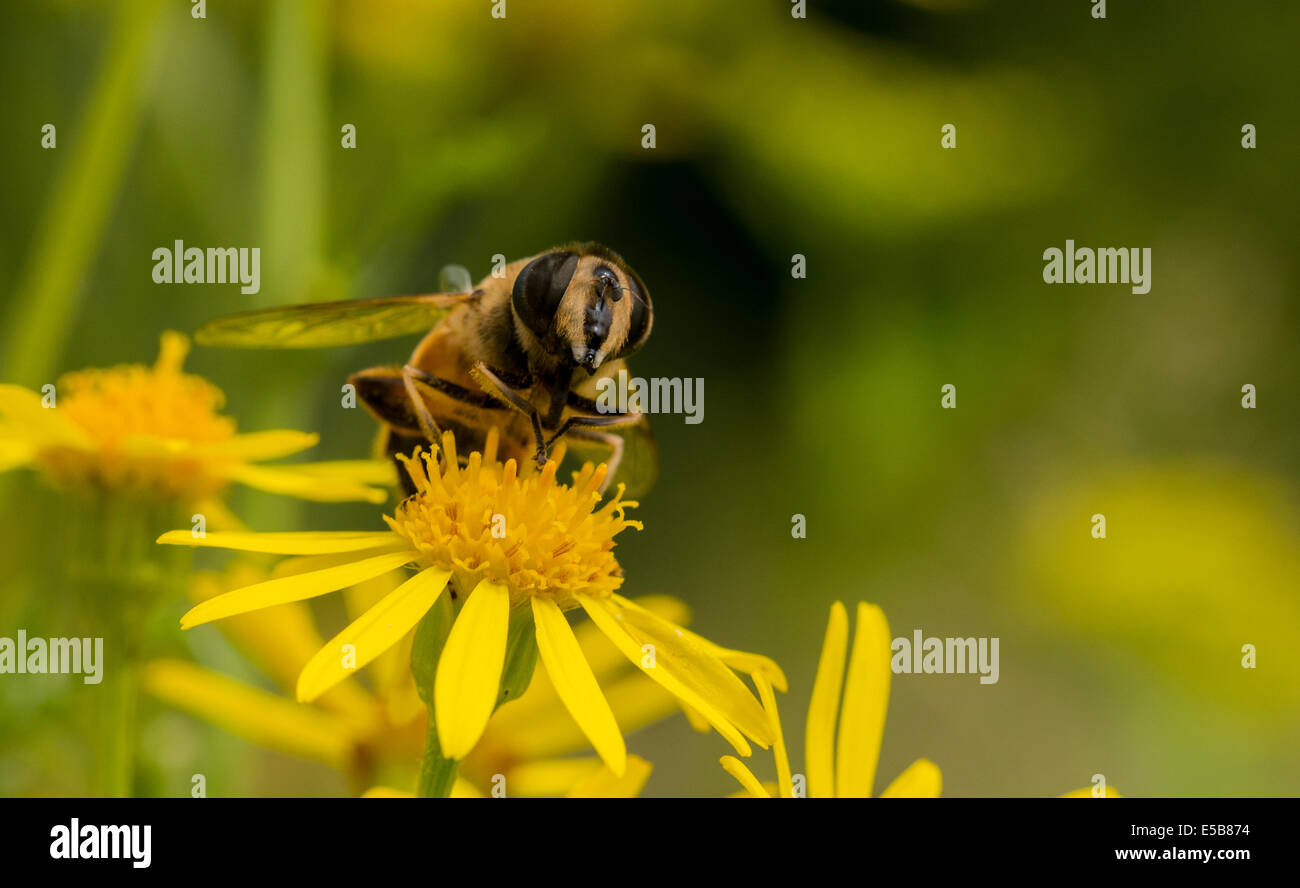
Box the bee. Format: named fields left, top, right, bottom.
left=194, top=243, right=656, bottom=498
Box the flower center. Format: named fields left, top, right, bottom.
left=59, top=331, right=235, bottom=448
left=36, top=332, right=236, bottom=499
left=386, top=429, right=640, bottom=608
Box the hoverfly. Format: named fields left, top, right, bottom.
left=194, top=243, right=656, bottom=498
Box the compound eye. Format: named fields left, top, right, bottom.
left=511, top=252, right=580, bottom=341
left=610, top=269, right=652, bottom=359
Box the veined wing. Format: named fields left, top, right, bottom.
left=194, top=293, right=471, bottom=348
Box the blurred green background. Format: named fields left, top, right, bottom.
left=2, top=0, right=1297, bottom=797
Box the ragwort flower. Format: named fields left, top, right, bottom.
left=158, top=429, right=781, bottom=785
left=0, top=330, right=390, bottom=506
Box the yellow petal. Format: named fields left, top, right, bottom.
left=142, top=659, right=356, bottom=769
left=279, top=459, right=397, bottom=487
left=565, top=755, right=652, bottom=798
left=362, top=786, right=414, bottom=798
left=297, top=568, right=451, bottom=703
left=451, top=777, right=487, bottom=798
left=611, top=595, right=788, bottom=692
left=755, top=673, right=793, bottom=799
left=384, top=671, right=425, bottom=726
left=602, top=594, right=773, bottom=748
left=180, top=550, right=418, bottom=628
left=577, top=594, right=758, bottom=757
left=566, top=594, right=691, bottom=681
left=0, top=384, right=91, bottom=448
left=880, top=758, right=942, bottom=798
left=190, top=565, right=380, bottom=720
left=706, top=647, right=789, bottom=693
left=806, top=601, right=849, bottom=798
left=223, top=462, right=388, bottom=504
left=1061, top=786, right=1123, bottom=798
left=678, top=700, right=712, bottom=734
left=720, top=756, right=773, bottom=799
left=477, top=671, right=674, bottom=762
left=505, top=758, right=600, bottom=796
left=157, top=529, right=405, bottom=555
left=629, top=594, right=691, bottom=626
left=599, top=674, right=680, bottom=740
left=192, top=429, right=318, bottom=461
left=727, top=782, right=779, bottom=799
left=0, top=439, right=36, bottom=472
left=532, top=596, right=626, bottom=777
left=835, top=602, right=891, bottom=798
left=435, top=579, right=510, bottom=759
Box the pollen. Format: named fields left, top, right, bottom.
left=386, top=428, right=641, bottom=609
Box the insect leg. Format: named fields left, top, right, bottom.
left=400, top=364, right=448, bottom=446
left=404, top=366, right=502, bottom=409
left=566, top=427, right=625, bottom=496
left=543, top=410, right=643, bottom=450
left=471, top=361, right=548, bottom=464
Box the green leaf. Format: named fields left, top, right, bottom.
left=495, top=603, right=539, bottom=710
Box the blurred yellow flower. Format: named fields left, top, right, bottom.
left=1017, top=465, right=1300, bottom=718
left=158, top=429, right=782, bottom=784
left=0, top=331, right=391, bottom=507
left=722, top=601, right=941, bottom=798
left=0, top=331, right=394, bottom=796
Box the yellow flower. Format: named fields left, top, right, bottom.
left=157, top=429, right=782, bottom=780
left=723, top=601, right=1124, bottom=799
left=0, top=331, right=390, bottom=506
left=722, top=601, right=941, bottom=798
left=145, top=558, right=692, bottom=796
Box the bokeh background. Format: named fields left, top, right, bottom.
left=2, top=0, right=1297, bottom=797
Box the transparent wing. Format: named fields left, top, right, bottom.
left=194, top=293, right=471, bottom=348
left=438, top=264, right=474, bottom=294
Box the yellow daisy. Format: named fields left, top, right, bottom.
left=157, top=429, right=781, bottom=793
left=722, top=601, right=941, bottom=798
left=0, top=330, right=390, bottom=507
left=144, top=559, right=693, bottom=797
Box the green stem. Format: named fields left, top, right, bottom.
left=66, top=493, right=187, bottom=797
left=417, top=710, right=459, bottom=798
left=91, top=649, right=137, bottom=798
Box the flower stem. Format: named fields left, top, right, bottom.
left=417, top=710, right=459, bottom=798
left=91, top=649, right=136, bottom=797
left=65, top=492, right=187, bottom=797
